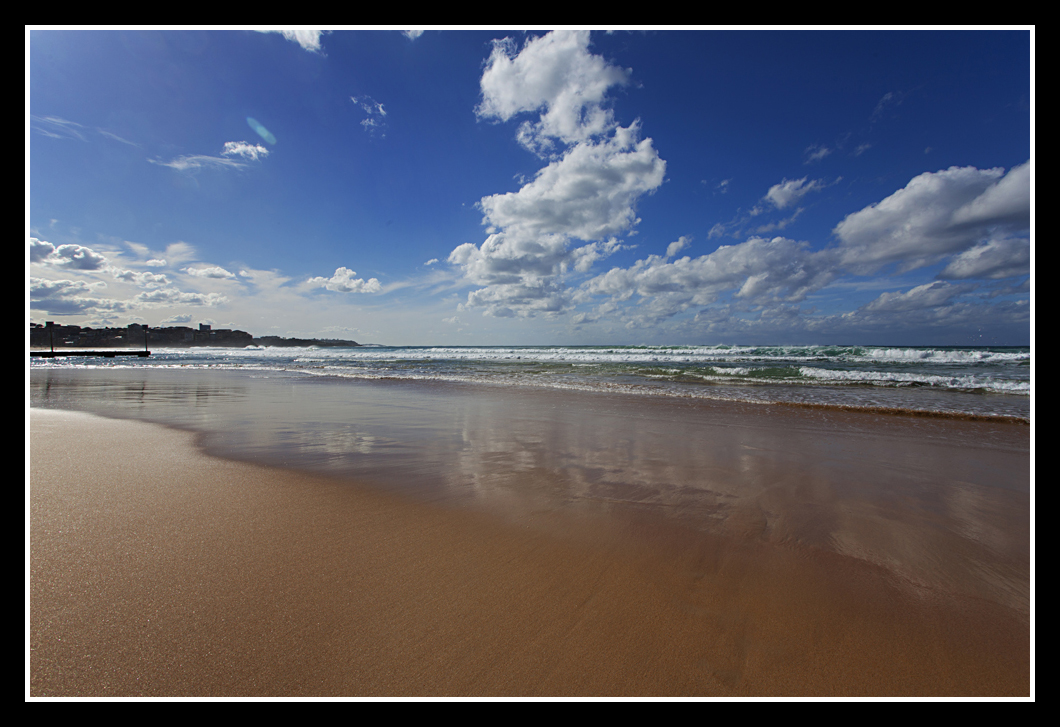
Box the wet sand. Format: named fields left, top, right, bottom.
left=29, top=400, right=1030, bottom=697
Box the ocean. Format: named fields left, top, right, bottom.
left=29, top=343, right=1031, bottom=422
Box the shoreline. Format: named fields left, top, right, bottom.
left=28, top=340, right=1031, bottom=424
left=29, top=404, right=1031, bottom=697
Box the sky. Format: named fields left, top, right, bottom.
left=28, top=28, right=1033, bottom=346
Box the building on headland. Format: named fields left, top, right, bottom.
left=29, top=323, right=360, bottom=349
left=30, top=322, right=252, bottom=349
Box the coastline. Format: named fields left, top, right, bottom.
left=29, top=396, right=1031, bottom=697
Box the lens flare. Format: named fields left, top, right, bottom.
left=246, top=117, right=277, bottom=145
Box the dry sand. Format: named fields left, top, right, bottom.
left=29, top=408, right=1030, bottom=697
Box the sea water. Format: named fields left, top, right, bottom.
left=29, top=343, right=1030, bottom=422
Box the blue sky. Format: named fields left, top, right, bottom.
left=28, top=28, right=1032, bottom=345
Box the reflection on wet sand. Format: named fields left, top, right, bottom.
left=30, top=367, right=1030, bottom=695
left=30, top=368, right=1030, bottom=606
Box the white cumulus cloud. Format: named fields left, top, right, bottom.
left=222, top=141, right=269, bottom=161
left=307, top=267, right=382, bottom=294
left=765, top=177, right=823, bottom=209
left=861, top=281, right=974, bottom=313
left=834, top=161, right=1030, bottom=274
left=453, top=31, right=666, bottom=319
left=938, top=238, right=1030, bottom=280
left=134, top=288, right=228, bottom=307
left=30, top=238, right=108, bottom=270
left=666, top=237, right=691, bottom=259
left=582, top=236, right=837, bottom=317
left=477, top=30, right=630, bottom=154
left=183, top=265, right=237, bottom=280
left=258, top=29, right=327, bottom=53
left=479, top=124, right=665, bottom=243
left=112, top=269, right=170, bottom=288
left=30, top=277, right=129, bottom=315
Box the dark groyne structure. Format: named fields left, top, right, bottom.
left=33, top=350, right=152, bottom=359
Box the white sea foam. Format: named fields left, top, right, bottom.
left=797, top=366, right=1030, bottom=394
left=861, top=347, right=1029, bottom=364
left=31, top=343, right=1030, bottom=420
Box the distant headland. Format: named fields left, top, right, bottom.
left=30, top=322, right=360, bottom=349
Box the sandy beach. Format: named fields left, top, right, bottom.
left=29, top=388, right=1030, bottom=697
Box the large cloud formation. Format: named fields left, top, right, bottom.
left=454, top=34, right=1029, bottom=331
left=834, top=161, right=1030, bottom=274
left=451, top=31, right=665, bottom=318
left=577, top=161, right=1030, bottom=334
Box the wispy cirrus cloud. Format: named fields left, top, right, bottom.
left=351, top=95, right=387, bottom=135
left=149, top=140, right=269, bottom=172
left=871, top=90, right=905, bottom=123
left=149, top=154, right=244, bottom=172
left=31, top=115, right=88, bottom=141
left=32, top=115, right=139, bottom=146
left=804, top=143, right=832, bottom=164
left=97, top=129, right=139, bottom=146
